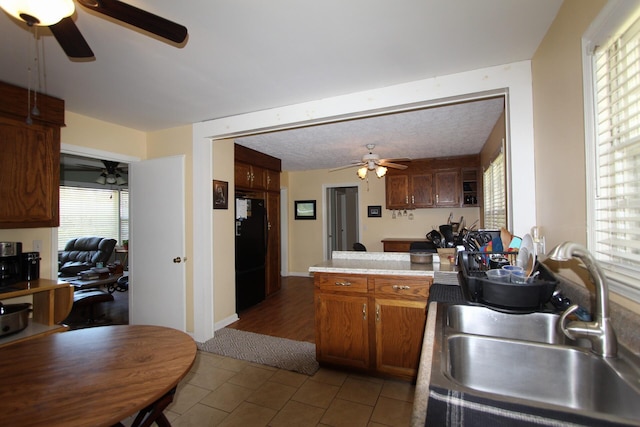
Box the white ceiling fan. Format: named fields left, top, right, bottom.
left=330, top=144, right=410, bottom=179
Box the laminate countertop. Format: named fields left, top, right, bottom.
left=309, top=251, right=459, bottom=282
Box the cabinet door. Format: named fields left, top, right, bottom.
left=234, top=162, right=254, bottom=189
left=385, top=174, right=409, bottom=209
left=265, top=191, right=281, bottom=296
left=0, top=118, right=59, bottom=228
left=411, top=173, right=434, bottom=208
left=434, top=169, right=460, bottom=207
left=375, top=298, right=427, bottom=379
left=265, top=169, right=280, bottom=192
left=315, top=293, right=370, bottom=369
left=250, top=165, right=266, bottom=190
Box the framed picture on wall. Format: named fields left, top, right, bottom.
left=213, top=180, right=228, bottom=209
left=368, top=205, right=382, bottom=217
left=295, top=200, right=316, bottom=220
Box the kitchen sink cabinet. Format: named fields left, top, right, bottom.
left=314, top=272, right=432, bottom=380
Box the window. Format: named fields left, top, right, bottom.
left=584, top=2, right=640, bottom=301
left=58, top=186, right=129, bottom=250
left=483, top=151, right=506, bottom=229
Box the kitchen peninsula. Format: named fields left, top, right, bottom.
left=309, top=251, right=458, bottom=380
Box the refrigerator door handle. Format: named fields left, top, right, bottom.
left=235, top=221, right=241, bottom=237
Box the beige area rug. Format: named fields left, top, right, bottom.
left=197, top=328, right=319, bottom=375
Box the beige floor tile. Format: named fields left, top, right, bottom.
left=291, top=379, right=340, bottom=408
left=200, top=382, right=254, bottom=412
left=320, top=398, right=374, bottom=427
left=167, top=383, right=212, bottom=415
left=214, top=356, right=251, bottom=372
left=246, top=380, right=298, bottom=410
left=370, top=396, right=413, bottom=427
left=310, top=368, right=349, bottom=386
left=336, top=376, right=383, bottom=406
left=268, top=400, right=326, bottom=427
left=380, top=379, right=415, bottom=403
left=269, top=368, right=310, bottom=388
left=171, top=403, right=229, bottom=426
left=188, top=365, right=238, bottom=391
left=218, top=401, right=277, bottom=427
left=228, top=365, right=276, bottom=389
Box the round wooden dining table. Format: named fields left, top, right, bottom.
left=0, top=325, right=197, bottom=427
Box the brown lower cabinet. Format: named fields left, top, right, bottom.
left=314, top=272, right=431, bottom=380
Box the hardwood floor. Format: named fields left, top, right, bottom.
left=227, top=276, right=316, bottom=343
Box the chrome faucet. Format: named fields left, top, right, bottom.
left=548, top=242, right=618, bottom=358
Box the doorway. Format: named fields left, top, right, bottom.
left=326, top=186, right=359, bottom=258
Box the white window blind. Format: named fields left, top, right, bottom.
left=483, top=151, right=506, bottom=229
left=590, top=11, right=640, bottom=300
left=58, top=186, right=128, bottom=250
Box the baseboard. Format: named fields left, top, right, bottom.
left=214, top=314, right=239, bottom=331
left=288, top=271, right=313, bottom=277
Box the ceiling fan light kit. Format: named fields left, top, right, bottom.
left=331, top=144, right=409, bottom=180
left=0, top=0, right=74, bottom=26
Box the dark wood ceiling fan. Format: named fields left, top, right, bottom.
left=2, top=0, right=188, bottom=59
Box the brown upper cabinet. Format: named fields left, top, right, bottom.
left=385, top=155, right=479, bottom=210
left=0, top=81, right=64, bottom=229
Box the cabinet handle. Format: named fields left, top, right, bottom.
left=246, top=171, right=251, bottom=182
left=334, top=281, right=352, bottom=286
left=436, top=194, right=439, bottom=203
left=363, top=303, right=367, bottom=320
left=376, top=304, right=380, bottom=322
left=267, top=175, right=271, bottom=185
left=412, top=195, right=415, bottom=204
left=392, top=285, right=411, bottom=291
left=405, top=195, right=408, bottom=204
left=250, top=172, right=255, bottom=183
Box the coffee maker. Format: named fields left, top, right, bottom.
left=0, top=242, right=22, bottom=287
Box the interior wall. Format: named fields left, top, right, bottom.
left=286, top=166, right=480, bottom=275
left=531, top=0, right=606, bottom=251
left=146, top=125, right=194, bottom=331
left=212, top=139, right=236, bottom=324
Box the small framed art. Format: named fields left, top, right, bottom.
left=295, top=200, right=316, bottom=220
left=368, top=205, right=382, bottom=217
left=213, top=180, right=228, bottom=209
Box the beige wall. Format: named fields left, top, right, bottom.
left=146, top=125, right=195, bottom=330
left=212, top=139, right=236, bottom=323
left=531, top=0, right=640, bottom=313
left=286, top=167, right=480, bottom=275
left=531, top=0, right=605, bottom=250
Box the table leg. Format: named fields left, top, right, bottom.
left=112, top=387, right=176, bottom=427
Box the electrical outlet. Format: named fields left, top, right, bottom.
left=33, top=240, right=42, bottom=252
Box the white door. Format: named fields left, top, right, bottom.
left=128, top=155, right=186, bottom=330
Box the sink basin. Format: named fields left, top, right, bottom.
left=447, top=304, right=569, bottom=344
left=422, top=303, right=640, bottom=426
left=446, top=334, right=640, bottom=420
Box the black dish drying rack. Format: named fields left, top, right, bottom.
left=457, top=250, right=559, bottom=312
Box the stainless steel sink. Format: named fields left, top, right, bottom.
left=425, top=303, right=640, bottom=426
left=447, top=304, right=569, bottom=344
left=446, top=334, right=640, bottom=420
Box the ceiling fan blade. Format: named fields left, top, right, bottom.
left=380, top=162, right=408, bottom=170
left=49, top=17, right=94, bottom=58
left=78, top=0, right=188, bottom=43
left=380, top=157, right=411, bottom=163
left=329, top=163, right=364, bottom=172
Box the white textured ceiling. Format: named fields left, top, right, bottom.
left=236, top=97, right=505, bottom=171
left=0, top=0, right=561, bottom=170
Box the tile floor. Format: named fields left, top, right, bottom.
left=141, top=350, right=415, bottom=427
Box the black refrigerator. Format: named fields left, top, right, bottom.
left=235, top=197, right=267, bottom=312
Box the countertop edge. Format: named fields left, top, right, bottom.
left=411, top=301, right=438, bottom=427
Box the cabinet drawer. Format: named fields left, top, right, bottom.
left=316, top=274, right=368, bottom=293
left=373, top=276, right=431, bottom=299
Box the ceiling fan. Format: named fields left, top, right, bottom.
left=330, top=144, right=410, bottom=179
left=0, top=0, right=188, bottom=59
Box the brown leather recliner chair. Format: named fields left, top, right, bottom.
left=58, top=237, right=117, bottom=277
